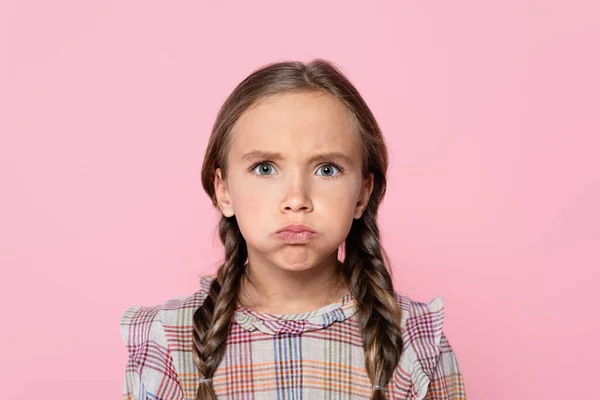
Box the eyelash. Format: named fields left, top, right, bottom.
left=248, top=160, right=344, bottom=179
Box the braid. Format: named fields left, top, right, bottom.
left=344, top=206, right=404, bottom=399
left=192, top=216, right=247, bottom=400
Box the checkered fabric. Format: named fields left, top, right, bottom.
left=120, top=276, right=466, bottom=399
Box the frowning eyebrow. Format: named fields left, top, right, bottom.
left=241, top=150, right=355, bottom=167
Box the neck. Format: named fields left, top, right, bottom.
left=238, top=252, right=349, bottom=314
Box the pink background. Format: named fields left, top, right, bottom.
left=1, top=1, right=598, bottom=398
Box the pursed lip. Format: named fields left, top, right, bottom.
left=274, top=223, right=316, bottom=234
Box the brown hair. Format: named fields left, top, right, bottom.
left=193, top=59, right=403, bottom=400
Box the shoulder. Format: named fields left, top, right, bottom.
left=118, top=276, right=216, bottom=400
left=119, top=275, right=215, bottom=350
left=392, top=291, right=450, bottom=398
left=393, top=291, right=445, bottom=349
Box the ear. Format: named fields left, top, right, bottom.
left=354, top=172, right=374, bottom=219
left=214, top=168, right=235, bottom=217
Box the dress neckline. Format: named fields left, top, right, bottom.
left=233, top=291, right=358, bottom=335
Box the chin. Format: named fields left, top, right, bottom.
left=275, top=261, right=318, bottom=273
left=274, top=246, right=333, bottom=272
left=247, top=240, right=339, bottom=272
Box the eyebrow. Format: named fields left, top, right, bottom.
left=241, top=150, right=355, bottom=167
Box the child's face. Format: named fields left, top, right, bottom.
left=214, top=91, right=373, bottom=273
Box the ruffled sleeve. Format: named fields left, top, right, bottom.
left=395, top=295, right=467, bottom=399
left=119, top=304, right=185, bottom=400
left=424, top=333, right=467, bottom=399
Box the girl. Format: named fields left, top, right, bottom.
left=120, top=59, right=467, bottom=400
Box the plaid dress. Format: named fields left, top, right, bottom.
left=120, top=276, right=466, bottom=399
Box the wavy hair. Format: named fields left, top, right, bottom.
left=194, top=59, right=403, bottom=400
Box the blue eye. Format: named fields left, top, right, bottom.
left=250, top=162, right=343, bottom=178
left=252, top=163, right=277, bottom=175
left=316, top=164, right=341, bottom=177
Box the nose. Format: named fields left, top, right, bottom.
left=280, top=173, right=314, bottom=214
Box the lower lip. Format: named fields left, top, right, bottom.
left=273, top=230, right=318, bottom=243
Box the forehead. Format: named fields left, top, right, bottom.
left=229, top=91, right=361, bottom=160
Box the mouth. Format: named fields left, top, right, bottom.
left=273, top=224, right=318, bottom=243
